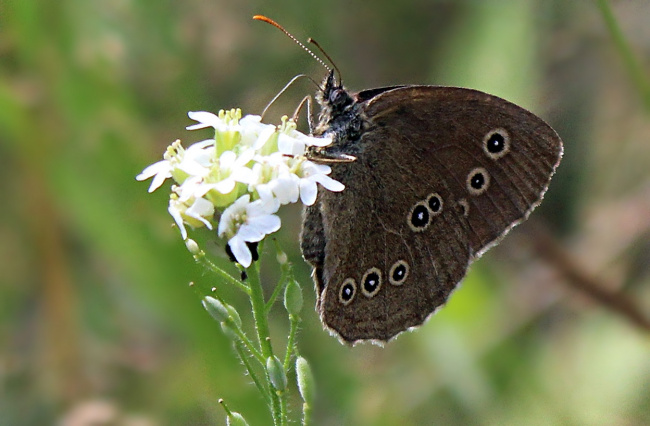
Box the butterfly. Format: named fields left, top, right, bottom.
left=257, top=16, right=563, bottom=345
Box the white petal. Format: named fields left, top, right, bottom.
left=137, top=161, right=172, bottom=192
left=186, top=198, right=214, bottom=229
left=188, top=182, right=217, bottom=199
left=255, top=183, right=275, bottom=204
left=239, top=114, right=262, bottom=126
left=237, top=225, right=265, bottom=242
left=148, top=171, right=171, bottom=193
left=188, top=139, right=216, bottom=149
left=175, top=176, right=202, bottom=201
left=301, top=134, right=332, bottom=147
left=219, top=194, right=250, bottom=228
left=253, top=214, right=281, bottom=234
left=234, top=148, right=255, bottom=166
left=239, top=214, right=281, bottom=240
left=299, top=179, right=318, bottom=206
left=187, top=111, right=221, bottom=130
left=248, top=198, right=280, bottom=215
left=228, top=236, right=252, bottom=267
left=178, top=160, right=210, bottom=177
left=278, top=133, right=304, bottom=156
left=214, top=178, right=236, bottom=194
left=186, top=141, right=216, bottom=168
left=220, top=150, right=237, bottom=166
left=253, top=125, right=278, bottom=150
left=302, top=161, right=331, bottom=175
left=168, top=202, right=188, bottom=240
left=217, top=210, right=232, bottom=237
left=312, top=174, right=345, bottom=192
left=270, top=175, right=299, bottom=204
left=230, top=167, right=254, bottom=185
left=136, top=160, right=169, bottom=181
left=261, top=197, right=281, bottom=214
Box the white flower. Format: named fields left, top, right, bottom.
left=138, top=107, right=347, bottom=267
left=137, top=159, right=172, bottom=193
left=136, top=139, right=215, bottom=193
left=276, top=117, right=332, bottom=156
left=168, top=192, right=215, bottom=240
left=168, top=148, right=256, bottom=210
left=210, top=149, right=255, bottom=194
left=239, top=115, right=277, bottom=150
left=187, top=110, right=277, bottom=153
left=249, top=153, right=299, bottom=206
left=218, top=194, right=281, bottom=267
left=293, top=159, right=345, bottom=205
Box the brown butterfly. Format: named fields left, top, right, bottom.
left=257, top=16, right=563, bottom=345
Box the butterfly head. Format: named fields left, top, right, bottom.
left=315, top=70, right=363, bottom=144
left=320, top=70, right=353, bottom=113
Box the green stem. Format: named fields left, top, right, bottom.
left=302, top=402, right=312, bottom=426
left=265, top=269, right=289, bottom=313
left=233, top=340, right=272, bottom=405
left=280, top=390, right=288, bottom=426
left=247, top=264, right=285, bottom=426
left=195, top=252, right=251, bottom=294
left=595, top=0, right=650, bottom=111
left=283, top=315, right=300, bottom=371
left=229, top=322, right=265, bottom=364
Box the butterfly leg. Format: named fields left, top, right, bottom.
left=305, top=147, right=356, bottom=164
left=293, top=95, right=315, bottom=133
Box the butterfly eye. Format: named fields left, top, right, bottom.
left=483, top=128, right=510, bottom=159
left=389, top=260, right=409, bottom=286
left=361, top=267, right=382, bottom=297
left=467, top=167, right=490, bottom=196
left=339, top=278, right=357, bottom=305
left=330, top=88, right=352, bottom=109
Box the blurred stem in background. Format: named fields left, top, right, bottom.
left=595, top=0, right=650, bottom=111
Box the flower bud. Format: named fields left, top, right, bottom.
left=296, top=356, right=315, bottom=404
left=226, top=411, right=249, bottom=426
left=283, top=279, right=303, bottom=316
left=185, top=238, right=200, bottom=254
left=276, top=250, right=288, bottom=265
left=225, top=304, right=242, bottom=327
left=202, top=296, right=229, bottom=322
left=266, top=356, right=287, bottom=391
left=219, top=398, right=249, bottom=426
left=220, top=322, right=239, bottom=341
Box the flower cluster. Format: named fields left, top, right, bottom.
left=136, top=109, right=344, bottom=267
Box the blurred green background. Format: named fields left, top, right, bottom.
left=2, top=0, right=650, bottom=424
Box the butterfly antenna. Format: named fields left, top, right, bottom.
left=253, top=15, right=331, bottom=73
left=307, top=37, right=342, bottom=84
left=261, top=74, right=320, bottom=120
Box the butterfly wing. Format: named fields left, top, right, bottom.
left=302, top=86, right=563, bottom=344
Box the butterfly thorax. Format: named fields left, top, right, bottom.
left=313, top=71, right=366, bottom=155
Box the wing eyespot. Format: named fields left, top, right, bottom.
left=339, top=278, right=357, bottom=305
left=389, top=260, right=409, bottom=286
left=408, top=201, right=431, bottom=232
left=361, top=267, right=382, bottom=297
left=467, top=167, right=490, bottom=196
left=426, top=193, right=443, bottom=215
left=483, top=128, right=510, bottom=160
